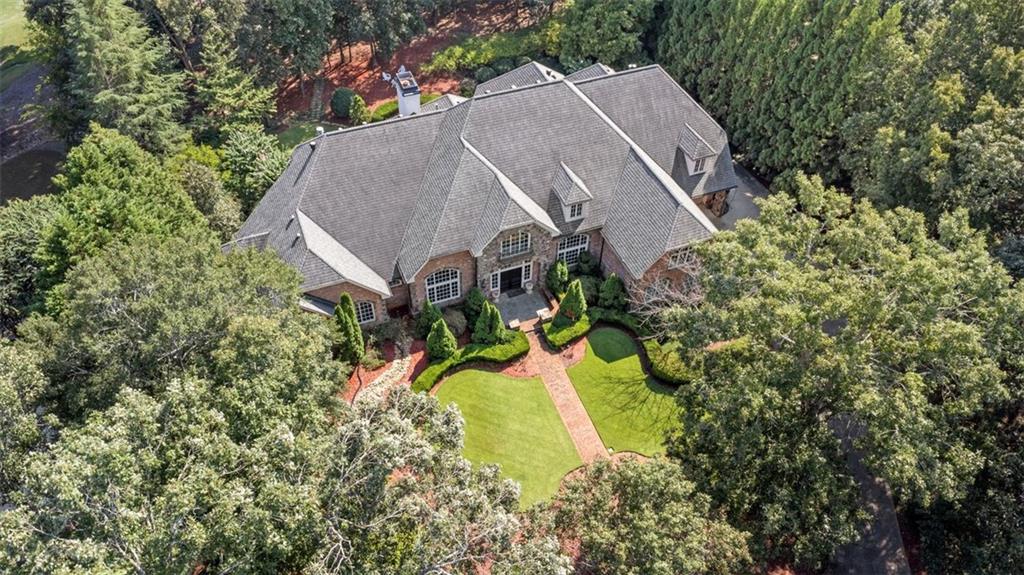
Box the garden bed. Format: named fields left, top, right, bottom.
left=411, top=330, right=530, bottom=393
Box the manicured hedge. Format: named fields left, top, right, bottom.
left=588, top=306, right=647, bottom=336
left=642, top=339, right=698, bottom=385
left=371, top=93, right=442, bottom=123
left=412, top=330, right=530, bottom=393
left=542, top=313, right=592, bottom=349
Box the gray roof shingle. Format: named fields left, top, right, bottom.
left=237, top=62, right=732, bottom=287
left=475, top=61, right=563, bottom=95
left=565, top=63, right=615, bottom=82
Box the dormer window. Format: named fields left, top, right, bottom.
left=552, top=163, right=592, bottom=224
left=692, top=157, right=707, bottom=174
left=568, top=202, right=584, bottom=220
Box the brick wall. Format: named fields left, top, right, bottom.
left=308, top=282, right=387, bottom=325
left=409, top=250, right=477, bottom=312
left=599, top=241, right=695, bottom=304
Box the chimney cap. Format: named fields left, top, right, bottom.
left=315, top=126, right=325, bottom=136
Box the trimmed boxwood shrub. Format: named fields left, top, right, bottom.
left=642, top=339, right=697, bottom=385
left=411, top=330, right=530, bottom=392
left=493, top=58, right=515, bottom=74
left=330, top=88, right=356, bottom=119
left=542, top=312, right=592, bottom=349
left=555, top=278, right=587, bottom=327
left=475, top=65, right=497, bottom=83
left=588, top=306, right=646, bottom=336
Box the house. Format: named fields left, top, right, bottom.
left=232, top=61, right=738, bottom=325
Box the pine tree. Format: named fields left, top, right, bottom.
left=334, top=293, right=364, bottom=365
left=546, top=260, right=569, bottom=296
left=426, top=319, right=457, bottom=360
left=415, top=299, right=443, bottom=339
left=556, top=279, right=587, bottom=326
left=66, top=0, right=187, bottom=154
left=192, top=24, right=276, bottom=143
left=463, top=287, right=486, bottom=327
left=472, top=301, right=508, bottom=345
left=598, top=273, right=627, bottom=310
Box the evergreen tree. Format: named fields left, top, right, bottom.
left=0, top=196, right=61, bottom=335
left=334, top=293, right=365, bottom=365
left=415, top=299, right=443, bottom=339
left=556, top=279, right=587, bottom=326
left=426, top=318, right=457, bottom=360
left=192, top=24, right=276, bottom=142
left=598, top=273, right=627, bottom=310
left=472, top=301, right=508, bottom=345
left=559, top=0, right=657, bottom=69
left=66, top=0, right=187, bottom=153
left=220, top=123, right=290, bottom=216
left=546, top=260, right=569, bottom=296
left=463, top=287, right=486, bottom=327
left=348, top=94, right=371, bottom=125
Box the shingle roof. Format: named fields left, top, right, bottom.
left=237, top=63, right=732, bottom=286
left=420, top=93, right=467, bottom=112
left=565, top=63, right=615, bottom=82
left=551, top=162, right=593, bottom=204
left=475, top=61, right=563, bottom=95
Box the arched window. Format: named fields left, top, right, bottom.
left=557, top=234, right=590, bottom=266
left=425, top=268, right=461, bottom=304
left=354, top=300, right=375, bottom=324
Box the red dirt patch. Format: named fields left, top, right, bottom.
left=342, top=340, right=397, bottom=403
left=404, top=339, right=430, bottom=384
left=277, top=4, right=539, bottom=118
left=559, top=336, right=587, bottom=368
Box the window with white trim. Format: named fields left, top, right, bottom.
left=522, top=261, right=532, bottom=280
left=490, top=272, right=499, bottom=291
left=500, top=230, right=531, bottom=258
left=425, top=268, right=461, bottom=304
left=355, top=300, right=375, bottom=324
left=568, top=203, right=584, bottom=220
left=692, top=156, right=707, bottom=174
left=557, top=234, right=590, bottom=266
left=668, top=246, right=698, bottom=270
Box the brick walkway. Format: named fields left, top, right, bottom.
left=525, top=331, right=609, bottom=463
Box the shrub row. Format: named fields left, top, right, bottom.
left=642, top=340, right=698, bottom=385
left=541, top=312, right=592, bottom=349
left=411, top=330, right=530, bottom=393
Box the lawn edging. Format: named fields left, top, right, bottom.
left=542, top=308, right=696, bottom=386
left=411, top=330, right=530, bottom=393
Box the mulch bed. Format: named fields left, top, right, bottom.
left=558, top=337, right=587, bottom=368
left=341, top=340, right=397, bottom=403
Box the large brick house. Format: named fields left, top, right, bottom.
left=232, top=62, right=737, bottom=325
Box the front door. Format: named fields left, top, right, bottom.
left=499, top=266, right=523, bottom=293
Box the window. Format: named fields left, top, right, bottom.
left=568, top=203, right=584, bottom=220
left=692, top=156, right=707, bottom=174
left=500, top=230, right=531, bottom=258
left=425, top=268, right=461, bottom=304
left=355, top=300, right=375, bottom=324
left=522, top=261, right=532, bottom=280
left=643, top=279, right=672, bottom=304
left=490, top=272, right=499, bottom=291
left=388, top=277, right=402, bottom=287
left=668, top=247, right=698, bottom=270
left=557, top=234, right=590, bottom=266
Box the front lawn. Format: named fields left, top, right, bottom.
left=566, top=327, right=679, bottom=456
left=436, top=369, right=581, bottom=507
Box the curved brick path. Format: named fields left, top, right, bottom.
left=525, top=331, right=609, bottom=463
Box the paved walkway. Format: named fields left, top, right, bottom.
left=525, top=331, right=609, bottom=463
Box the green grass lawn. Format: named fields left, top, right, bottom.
left=567, top=327, right=679, bottom=456
left=436, top=369, right=581, bottom=507
left=1, top=0, right=28, bottom=48
left=275, top=121, right=345, bottom=150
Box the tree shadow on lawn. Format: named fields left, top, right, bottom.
left=589, top=328, right=641, bottom=363
left=593, top=372, right=679, bottom=434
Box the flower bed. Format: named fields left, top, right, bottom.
left=411, top=330, right=530, bottom=393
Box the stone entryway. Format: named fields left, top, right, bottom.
left=524, top=331, right=609, bottom=463
left=495, top=290, right=549, bottom=327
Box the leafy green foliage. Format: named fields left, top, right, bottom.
left=171, top=155, right=242, bottom=241
left=559, top=0, right=656, bottom=69
left=192, top=24, right=276, bottom=142
left=576, top=275, right=600, bottom=306
left=0, top=196, right=60, bottom=335
left=542, top=312, right=591, bottom=349
left=546, top=259, right=569, bottom=296
left=0, top=345, right=51, bottom=501
left=442, top=307, right=467, bottom=338
left=551, top=459, right=751, bottom=575
left=422, top=24, right=557, bottom=74
left=471, top=300, right=508, bottom=345
left=474, top=65, right=497, bottom=82
left=412, top=330, right=531, bottom=393
left=555, top=278, right=587, bottom=326
left=416, top=299, right=443, bottom=339
left=35, top=125, right=204, bottom=305
left=334, top=293, right=365, bottom=365
left=237, top=0, right=332, bottom=84
left=463, top=286, right=486, bottom=327
left=348, top=93, right=371, bottom=125
left=641, top=339, right=696, bottom=385
left=65, top=0, right=187, bottom=153
left=598, top=273, right=627, bottom=310
left=996, top=234, right=1024, bottom=278
left=427, top=318, right=457, bottom=361
left=330, top=87, right=356, bottom=119
left=575, top=249, right=599, bottom=276
left=664, top=173, right=1024, bottom=567
left=220, top=123, right=289, bottom=215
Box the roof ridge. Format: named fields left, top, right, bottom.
left=461, top=138, right=559, bottom=234
left=649, top=65, right=729, bottom=143
left=563, top=80, right=718, bottom=236
left=291, top=107, right=447, bottom=148
left=568, top=63, right=660, bottom=85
